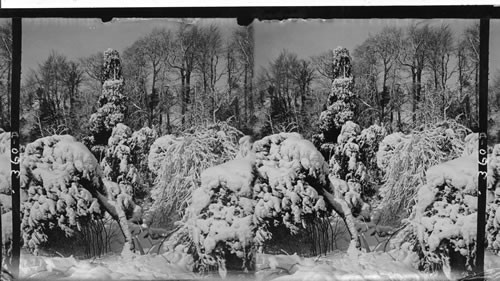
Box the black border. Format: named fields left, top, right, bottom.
left=0, top=6, right=497, bottom=21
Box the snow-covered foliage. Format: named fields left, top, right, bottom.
left=0, top=131, right=10, bottom=200
left=147, top=122, right=241, bottom=228
left=399, top=154, right=478, bottom=274
left=256, top=247, right=434, bottom=281
left=20, top=135, right=107, bottom=254
left=486, top=144, right=500, bottom=254
left=19, top=247, right=195, bottom=280
left=312, top=47, right=356, bottom=159
left=86, top=49, right=127, bottom=155
left=186, top=132, right=346, bottom=273
left=101, top=124, right=137, bottom=204
left=0, top=130, right=9, bottom=154
left=329, top=122, right=386, bottom=220
left=375, top=121, right=470, bottom=226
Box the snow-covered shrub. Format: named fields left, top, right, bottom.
left=20, top=135, right=107, bottom=254
left=187, top=157, right=256, bottom=273
left=312, top=47, right=356, bottom=160
left=329, top=122, right=386, bottom=220
left=0, top=130, right=9, bottom=154
left=375, top=121, right=470, bottom=226
left=252, top=133, right=331, bottom=242
left=186, top=132, right=355, bottom=273
left=400, top=154, right=478, bottom=273
left=0, top=131, right=10, bottom=198
left=486, top=144, right=500, bottom=254
left=147, top=122, right=241, bottom=229
left=85, top=49, right=127, bottom=158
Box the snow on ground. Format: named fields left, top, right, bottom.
left=16, top=248, right=500, bottom=281
left=256, top=245, right=439, bottom=281
left=19, top=247, right=196, bottom=280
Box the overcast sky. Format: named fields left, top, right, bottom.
left=19, top=18, right=500, bottom=82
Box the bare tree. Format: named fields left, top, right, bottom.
left=0, top=21, right=11, bottom=130
left=398, top=23, right=432, bottom=123
left=168, top=21, right=200, bottom=128
left=232, top=25, right=254, bottom=123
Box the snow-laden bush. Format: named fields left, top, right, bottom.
left=0, top=131, right=10, bottom=198
left=20, top=135, right=107, bottom=254
left=185, top=132, right=358, bottom=274
left=329, top=122, right=386, bottom=220
left=486, top=144, right=500, bottom=254
left=375, top=121, right=470, bottom=226
left=0, top=130, right=9, bottom=154
left=147, top=122, right=241, bottom=229
left=398, top=154, right=478, bottom=274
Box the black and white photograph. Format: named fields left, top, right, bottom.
left=0, top=14, right=498, bottom=280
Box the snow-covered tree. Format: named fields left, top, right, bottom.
left=85, top=49, right=127, bottom=159
left=101, top=123, right=157, bottom=215
left=313, top=47, right=356, bottom=160
left=329, top=122, right=386, bottom=220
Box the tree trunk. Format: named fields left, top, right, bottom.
left=411, top=68, right=417, bottom=123
left=180, top=70, right=186, bottom=127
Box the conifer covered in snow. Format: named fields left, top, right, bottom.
left=100, top=123, right=157, bottom=219
left=329, top=122, right=386, bottom=220
left=86, top=49, right=127, bottom=158
left=101, top=124, right=138, bottom=217
left=312, top=47, right=355, bottom=160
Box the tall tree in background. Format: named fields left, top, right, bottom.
left=313, top=47, right=355, bottom=160
left=122, top=40, right=149, bottom=130
left=137, top=28, right=172, bottom=129
left=398, top=23, right=431, bottom=123
left=425, top=24, right=455, bottom=120
left=86, top=49, right=127, bottom=159
left=457, top=23, right=480, bottom=130
left=232, top=25, right=254, bottom=124
left=22, top=51, right=85, bottom=139
left=354, top=27, right=402, bottom=130
left=0, top=22, right=11, bottom=130
left=195, top=24, right=224, bottom=122
left=168, top=22, right=199, bottom=128
left=312, top=50, right=338, bottom=91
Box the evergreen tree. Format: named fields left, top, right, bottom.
left=85, top=49, right=127, bottom=160
left=312, top=47, right=356, bottom=160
